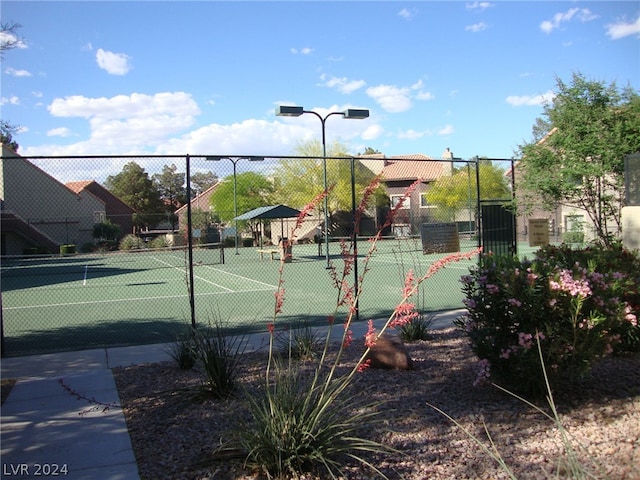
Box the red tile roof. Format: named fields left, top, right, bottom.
left=65, top=180, right=94, bottom=193
left=381, top=154, right=444, bottom=182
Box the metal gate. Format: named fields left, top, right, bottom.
left=476, top=158, right=517, bottom=257
left=479, top=202, right=517, bottom=256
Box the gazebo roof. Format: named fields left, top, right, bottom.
left=234, top=204, right=302, bottom=221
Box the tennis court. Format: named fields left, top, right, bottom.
left=2, top=238, right=490, bottom=356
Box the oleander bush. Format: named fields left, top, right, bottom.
left=456, top=242, right=640, bottom=396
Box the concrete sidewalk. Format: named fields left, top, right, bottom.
left=1, top=309, right=463, bottom=480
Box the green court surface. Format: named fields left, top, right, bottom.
left=2, top=239, right=536, bottom=356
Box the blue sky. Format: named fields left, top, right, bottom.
left=1, top=1, right=639, bottom=182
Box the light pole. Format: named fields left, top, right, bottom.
left=206, top=156, right=264, bottom=254
left=276, top=106, right=369, bottom=268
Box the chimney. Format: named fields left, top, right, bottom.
left=442, top=147, right=453, bottom=160
left=442, top=148, right=454, bottom=176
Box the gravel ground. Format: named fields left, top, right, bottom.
left=112, top=327, right=640, bottom=480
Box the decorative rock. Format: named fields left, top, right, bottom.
left=364, top=334, right=413, bottom=370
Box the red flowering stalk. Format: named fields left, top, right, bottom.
left=266, top=187, right=329, bottom=386
left=350, top=247, right=483, bottom=375
left=318, top=179, right=423, bottom=397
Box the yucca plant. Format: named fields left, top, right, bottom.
left=277, top=320, right=322, bottom=362
left=192, top=319, right=246, bottom=398
left=166, top=328, right=197, bottom=370
left=398, top=313, right=434, bottom=342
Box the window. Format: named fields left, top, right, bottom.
left=390, top=195, right=410, bottom=209
left=93, top=211, right=106, bottom=223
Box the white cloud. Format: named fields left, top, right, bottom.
left=466, top=2, right=494, bottom=12
left=438, top=125, right=455, bottom=135
left=398, top=8, right=416, bottom=20
left=465, top=22, right=488, bottom=33
left=0, top=95, right=20, bottom=106
left=415, top=91, right=435, bottom=101
left=48, top=92, right=199, bottom=119
left=361, top=124, right=384, bottom=141
left=0, top=30, right=28, bottom=50
left=540, top=8, right=598, bottom=34
left=39, top=92, right=200, bottom=154
left=366, top=84, right=413, bottom=113
left=366, top=80, right=434, bottom=113
left=505, top=90, right=555, bottom=107
left=606, top=15, right=640, bottom=40
left=96, top=48, right=132, bottom=75
left=5, top=67, right=32, bottom=77
left=47, top=127, right=72, bottom=137
left=290, top=47, right=313, bottom=55
left=319, top=74, right=366, bottom=94
left=398, top=129, right=428, bottom=140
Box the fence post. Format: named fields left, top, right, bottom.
left=186, top=154, right=197, bottom=328
left=350, top=157, right=359, bottom=321
left=1, top=292, right=5, bottom=357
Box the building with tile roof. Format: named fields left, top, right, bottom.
left=1, top=144, right=105, bottom=255
left=359, top=150, right=455, bottom=236
left=65, top=180, right=135, bottom=240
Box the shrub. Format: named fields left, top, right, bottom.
left=192, top=320, right=246, bottom=398
left=398, top=313, right=433, bottom=342
left=277, top=320, right=322, bottom=361
left=119, top=234, right=144, bottom=250
left=147, top=235, right=169, bottom=249
left=456, top=244, right=640, bottom=395
left=59, top=244, right=76, bottom=255
left=92, top=220, right=120, bottom=242
left=166, top=328, right=197, bottom=370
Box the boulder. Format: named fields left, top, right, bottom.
left=364, top=334, right=413, bottom=370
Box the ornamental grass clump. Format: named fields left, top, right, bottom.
left=236, top=178, right=480, bottom=479
left=192, top=319, right=246, bottom=398
left=456, top=243, right=639, bottom=396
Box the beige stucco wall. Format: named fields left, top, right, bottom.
left=1, top=145, right=105, bottom=247
left=622, top=206, right=640, bottom=251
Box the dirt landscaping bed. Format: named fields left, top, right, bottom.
left=113, top=327, right=640, bottom=480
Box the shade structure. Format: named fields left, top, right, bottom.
left=234, top=204, right=302, bottom=221
left=234, top=205, right=305, bottom=244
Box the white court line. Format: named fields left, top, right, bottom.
left=199, top=264, right=277, bottom=289
left=153, top=255, right=278, bottom=290
left=151, top=256, right=235, bottom=292
left=3, top=287, right=276, bottom=311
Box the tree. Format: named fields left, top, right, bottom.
left=1, top=22, right=24, bottom=58
left=273, top=139, right=379, bottom=213
left=1, top=22, right=24, bottom=152
left=209, top=171, right=274, bottom=242
left=93, top=220, right=121, bottom=243
left=1, top=120, right=19, bottom=152
left=359, top=146, right=382, bottom=155
left=105, top=162, right=164, bottom=231
left=190, top=171, right=218, bottom=196
left=153, top=164, right=186, bottom=230
left=518, top=73, right=640, bottom=245
left=425, top=161, right=511, bottom=222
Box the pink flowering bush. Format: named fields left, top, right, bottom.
left=456, top=243, right=640, bottom=396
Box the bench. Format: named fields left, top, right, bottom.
left=257, top=249, right=279, bottom=261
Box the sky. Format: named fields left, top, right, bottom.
left=1, top=1, right=639, bottom=183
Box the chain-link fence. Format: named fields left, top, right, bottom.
left=1, top=151, right=519, bottom=356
